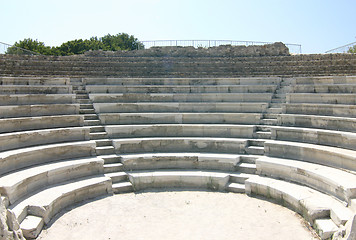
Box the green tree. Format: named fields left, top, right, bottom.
left=348, top=45, right=356, bottom=53
left=6, top=33, right=144, bottom=56
left=6, top=38, right=51, bottom=55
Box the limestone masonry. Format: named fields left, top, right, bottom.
left=0, top=44, right=356, bottom=239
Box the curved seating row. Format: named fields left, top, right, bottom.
left=0, top=77, right=113, bottom=239
left=1, top=75, right=356, bottom=239
left=85, top=75, right=356, bottom=239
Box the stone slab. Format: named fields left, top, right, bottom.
left=89, top=93, right=273, bottom=103
left=127, top=170, right=230, bottom=191
left=0, top=115, right=84, bottom=134
left=0, top=127, right=91, bottom=151
left=0, top=157, right=104, bottom=204
left=283, top=103, right=356, bottom=117
left=0, top=140, right=97, bottom=175
left=0, top=104, right=80, bottom=118
left=256, top=156, right=356, bottom=204
left=119, top=152, right=241, bottom=171
left=112, top=137, right=247, bottom=154
left=105, top=124, right=255, bottom=138
left=93, top=102, right=268, bottom=113
left=99, top=112, right=262, bottom=125
left=264, top=140, right=356, bottom=172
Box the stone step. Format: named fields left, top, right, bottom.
left=229, top=172, right=255, bottom=184
left=20, top=215, right=44, bottom=239
left=74, top=90, right=87, bottom=94
left=269, top=103, right=282, bottom=108
left=76, top=94, right=89, bottom=100
left=103, top=163, right=124, bottom=173
left=263, top=113, right=278, bottom=119
left=271, top=98, right=283, bottom=103
left=236, top=162, right=257, bottom=174
left=248, top=140, right=265, bottom=147
left=89, top=132, right=108, bottom=140
left=266, top=107, right=282, bottom=114
left=84, top=114, right=99, bottom=120
left=79, top=109, right=95, bottom=114
left=95, top=139, right=113, bottom=147
left=80, top=104, right=94, bottom=110
left=100, top=154, right=121, bottom=164
left=314, top=219, right=338, bottom=240
left=239, top=155, right=260, bottom=164
left=254, top=131, right=272, bottom=139
left=226, top=182, right=245, bottom=193
left=90, top=126, right=105, bottom=133
left=245, top=146, right=264, bottom=155
left=77, top=99, right=92, bottom=104
left=96, top=146, right=115, bottom=155
left=112, top=182, right=134, bottom=194
left=261, top=119, right=278, bottom=125
left=105, top=172, right=128, bottom=183
left=84, top=120, right=101, bottom=126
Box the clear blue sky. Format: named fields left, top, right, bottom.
left=1, top=0, right=355, bottom=53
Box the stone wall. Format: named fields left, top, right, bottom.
left=84, top=42, right=290, bottom=57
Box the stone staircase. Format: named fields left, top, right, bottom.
left=70, top=78, right=134, bottom=194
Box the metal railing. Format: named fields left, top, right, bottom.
left=325, top=41, right=356, bottom=53
left=140, top=40, right=302, bottom=54
left=0, top=41, right=41, bottom=55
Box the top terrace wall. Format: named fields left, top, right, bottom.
left=0, top=42, right=355, bottom=77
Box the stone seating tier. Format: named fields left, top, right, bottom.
left=93, top=102, right=269, bottom=113
left=89, top=93, right=272, bottom=103
left=1, top=75, right=356, bottom=239
left=1, top=54, right=356, bottom=77
left=0, top=115, right=84, bottom=133
left=98, top=113, right=263, bottom=125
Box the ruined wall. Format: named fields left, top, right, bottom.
left=0, top=196, right=24, bottom=240
left=84, top=42, right=290, bottom=57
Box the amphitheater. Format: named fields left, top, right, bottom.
left=0, top=42, right=356, bottom=240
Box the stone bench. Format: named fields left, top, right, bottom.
left=0, top=94, right=76, bottom=105
left=283, top=103, right=356, bottom=117
left=0, top=104, right=80, bottom=118
left=0, top=127, right=91, bottom=151
left=0, top=140, right=96, bottom=175
left=293, top=76, right=356, bottom=85
left=119, top=153, right=242, bottom=171
left=105, top=124, right=254, bottom=139
left=292, top=84, right=356, bottom=93
left=0, top=77, right=70, bottom=85
left=112, top=137, right=247, bottom=154
left=286, top=93, right=356, bottom=104
left=127, top=170, right=230, bottom=191
left=256, top=156, right=356, bottom=204
left=277, top=114, right=356, bottom=132
left=89, top=93, right=273, bottom=103
left=264, top=140, right=356, bottom=172
left=93, top=102, right=269, bottom=113
left=245, top=175, right=352, bottom=239
left=0, top=85, right=72, bottom=94
left=11, top=175, right=111, bottom=239
left=98, top=113, right=262, bottom=125
left=0, top=157, right=104, bottom=204
left=0, top=115, right=84, bottom=133
left=85, top=85, right=277, bottom=93
left=83, top=77, right=281, bottom=86
left=270, top=126, right=356, bottom=150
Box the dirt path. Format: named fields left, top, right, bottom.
left=38, top=190, right=319, bottom=240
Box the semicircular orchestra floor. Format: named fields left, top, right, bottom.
left=37, top=190, right=319, bottom=240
